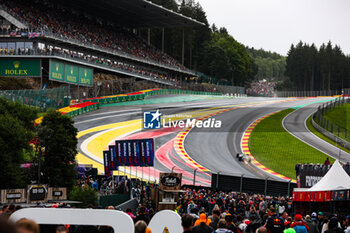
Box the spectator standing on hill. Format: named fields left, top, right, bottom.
left=325, top=158, right=330, bottom=165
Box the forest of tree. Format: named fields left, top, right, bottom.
left=147, top=1, right=350, bottom=91
left=246, top=47, right=286, bottom=81
left=284, top=41, right=350, bottom=91
left=146, top=0, right=256, bottom=87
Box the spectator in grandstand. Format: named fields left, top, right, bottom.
left=15, top=218, right=40, bottom=233
left=0, top=0, right=187, bottom=71
left=181, top=214, right=194, bottom=233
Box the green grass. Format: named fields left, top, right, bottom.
left=306, top=115, right=350, bottom=154
left=323, top=103, right=350, bottom=130
left=249, top=109, right=333, bottom=179
left=321, top=103, right=350, bottom=141
left=37, top=112, right=46, bottom=118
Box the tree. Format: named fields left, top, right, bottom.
left=0, top=98, right=37, bottom=188
left=284, top=41, right=350, bottom=91
left=38, top=110, right=77, bottom=188
left=69, top=186, right=98, bottom=208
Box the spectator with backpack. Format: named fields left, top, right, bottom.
left=265, top=208, right=285, bottom=233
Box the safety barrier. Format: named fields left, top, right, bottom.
left=313, top=97, right=350, bottom=143
left=35, top=101, right=100, bottom=125
left=211, top=173, right=295, bottom=196
left=144, top=88, right=222, bottom=97
left=79, top=88, right=222, bottom=105
left=276, top=90, right=342, bottom=98
left=0, top=86, right=70, bottom=111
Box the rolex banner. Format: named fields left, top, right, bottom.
left=0, top=59, right=41, bottom=77
left=103, top=138, right=155, bottom=175
left=49, top=59, right=93, bottom=86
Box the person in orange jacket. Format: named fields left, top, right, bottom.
left=194, top=213, right=212, bottom=226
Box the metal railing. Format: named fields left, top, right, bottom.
left=313, top=97, right=350, bottom=142
left=0, top=86, right=69, bottom=111
left=276, top=90, right=341, bottom=97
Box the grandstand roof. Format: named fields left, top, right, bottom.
left=60, top=0, right=205, bottom=28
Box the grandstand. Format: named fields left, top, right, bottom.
left=0, top=0, right=204, bottom=97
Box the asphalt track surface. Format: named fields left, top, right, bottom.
left=283, top=101, right=350, bottom=163
left=74, top=96, right=340, bottom=185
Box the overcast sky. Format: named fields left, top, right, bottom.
left=197, top=0, right=350, bottom=56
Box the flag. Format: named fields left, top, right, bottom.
left=316, top=191, right=325, bottom=202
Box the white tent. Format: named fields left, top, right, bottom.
left=308, top=160, right=350, bottom=191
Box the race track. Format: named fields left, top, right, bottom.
left=283, top=101, right=350, bottom=163
left=74, top=95, right=342, bottom=186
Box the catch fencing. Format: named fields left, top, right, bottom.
left=0, top=86, right=69, bottom=111
left=313, top=97, right=350, bottom=143
left=276, top=90, right=342, bottom=97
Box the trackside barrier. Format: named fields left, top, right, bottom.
left=276, top=90, right=341, bottom=98
left=211, top=173, right=296, bottom=196
left=79, top=89, right=222, bottom=105
left=313, top=97, right=350, bottom=144
left=81, top=94, right=144, bottom=105
left=10, top=209, right=182, bottom=233
left=34, top=101, right=101, bottom=125
left=63, top=102, right=101, bottom=117
left=144, top=89, right=222, bottom=97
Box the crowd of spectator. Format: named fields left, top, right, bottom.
left=0, top=0, right=187, bottom=71
left=2, top=186, right=350, bottom=233
left=246, top=80, right=276, bottom=97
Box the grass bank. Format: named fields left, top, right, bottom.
left=306, top=115, right=350, bottom=154
left=249, top=109, right=333, bottom=179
